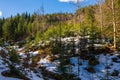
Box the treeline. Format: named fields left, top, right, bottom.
left=76, top=0, right=120, bottom=38
left=0, top=0, right=120, bottom=47
left=0, top=12, right=73, bottom=42
left=75, top=0, right=120, bottom=49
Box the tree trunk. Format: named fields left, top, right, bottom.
left=112, top=0, right=117, bottom=50
left=99, top=0, right=103, bottom=40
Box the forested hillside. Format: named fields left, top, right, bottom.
left=0, top=0, right=120, bottom=49
left=0, top=0, right=120, bottom=80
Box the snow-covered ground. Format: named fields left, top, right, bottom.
left=38, top=53, right=120, bottom=80
left=1, top=36, right=119, bottom=80
left=38, top=56, right=59, bottom=72
left=0, top=46, right=45, bottom=80
left=0, top=56, right=21, bottom=80
left=71, top=53, right=120, bottom=80
left=0, top=47, right=22, bottom=80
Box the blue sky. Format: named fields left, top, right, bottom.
left=0, top=0, right=96, bottom=18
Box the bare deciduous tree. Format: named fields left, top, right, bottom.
left=97, top=0, right=104, bottom=40
left=111, top=0, right=117, bottom=50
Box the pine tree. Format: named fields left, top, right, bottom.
left=2, top=19, right=11, bottom=40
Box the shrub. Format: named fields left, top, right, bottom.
left=0, top=39, right=4, bottom=46
left=88, top=56, right=99, bottom=66
left=9, top=49, right=19, bottom=63
left=9, top=65, right=29, bottom=80
left=111, top=70, right=119, bottom=76
left=9, top=65, right=20, bottom=75
left=117, top=55, right=120, bottom=58
left=31, top=54, right=41, bottom=67
left=112, top=57, right=118, bottom=62
left=85, top=67, right=96, bottom=73
left=0, top=49, right=7, bottom=58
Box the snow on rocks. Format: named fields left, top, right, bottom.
left=19, top=53, right=27, bottom=58
left=37, top=56, right=59, bottom=72
left=0, top=47, right=2, bottom=51
left=25, top=71, right=44, bottom=80
left=31, top=72, right=44, bottom=80
left=19, top=50, right=39, bottom=58
left=29, top=51, right=39, bottom=56
left=38, top=55, right=52, bottom=67
left=0, top=47, right=8, bottom=54
left=16, top=47, right=24, bottom=52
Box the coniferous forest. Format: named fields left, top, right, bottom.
left=0, top=0, right=120, bottom=80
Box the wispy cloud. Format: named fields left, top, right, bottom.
left=59, top=0, right=84, bottom=3
left=0, top=11, right=2, bottom=17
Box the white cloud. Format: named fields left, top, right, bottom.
left=0, top=11, right=2, bottom=17
left=59, top=0, right=84, bottom=3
